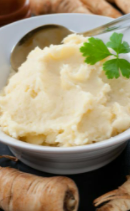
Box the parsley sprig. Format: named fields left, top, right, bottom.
left=80, top=32, right=130, bottom=79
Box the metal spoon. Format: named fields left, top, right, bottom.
left=11, top=13, right=130, bottom=71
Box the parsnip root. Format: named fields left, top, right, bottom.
left=107, top=0, right=130, bottom=14
left=0, top=155, right=18, bottom=162
left=30, top=0, right=92, bottom=15
left=0, top=167, right=79, bottom=211
left=94, top=176, right=130, bottom=211
left=80, top=0, right=122, bottom=18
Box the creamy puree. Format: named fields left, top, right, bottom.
left=0, top=34, right=130, bottom=147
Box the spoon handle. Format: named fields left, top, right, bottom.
left=82, top=13, right=130, bottom=37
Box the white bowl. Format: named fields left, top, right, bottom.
left=0, top=14, right=130, bottom=175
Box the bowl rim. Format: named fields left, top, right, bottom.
left=1, top=128, right=130, bottom=153
left=0, top=0, right=30, bottom=21
left=0, top=13, right=130, bottom=153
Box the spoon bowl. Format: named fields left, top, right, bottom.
left=11, top=24, right=72, bottom=71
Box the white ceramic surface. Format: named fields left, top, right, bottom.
left=0, top=14, right=130, bottom=174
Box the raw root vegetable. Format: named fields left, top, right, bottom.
left=80, top=0, right=122, bottom=18
left=30, top=0, right=92, bottom=15
left=107, top=0, right=130, bottom=14
left=94, top=176, right=130, bottom=211
left=0, top=155, right=18, bottom=162
left=0, top=167, right=79, bottom=211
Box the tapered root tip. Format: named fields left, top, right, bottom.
left=64, top=191, right=76, bottom=211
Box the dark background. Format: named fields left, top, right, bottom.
left=0, top=141, right=130, bottom=211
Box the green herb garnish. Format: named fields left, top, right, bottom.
left=80, top=32, right=130, bottom=79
